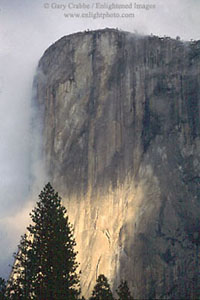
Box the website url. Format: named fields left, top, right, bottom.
left=64, top=11, right=135, bottom=19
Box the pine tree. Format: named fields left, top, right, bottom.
left=6, top=183, right=80, bottom=300
left=116, top=280, right=134, bottom=300
left=89, top=274, right=114, bottom=300
left=0, top=277, right=6, bottom=300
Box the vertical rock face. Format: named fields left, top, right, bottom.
left=34, top=29, right=200, bottom=299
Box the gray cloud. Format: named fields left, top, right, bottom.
left=0, top=0, right=199, bottom=279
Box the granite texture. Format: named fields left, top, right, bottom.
left=34, top=29, right=200, bottom=299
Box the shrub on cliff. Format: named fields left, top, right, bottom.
left=6, top=183, right=80, bottom=299
left=89, top=274, right=114, bottom=300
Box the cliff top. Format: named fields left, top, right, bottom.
left=39, top=28, right=200, bottom=68
left=39, top=28, right=192, bottom=65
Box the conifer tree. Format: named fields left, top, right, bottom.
left=0, top=277, right=6, bottom=300
left=89, top=274, right=114, bottom=300
left=116, top=280, right=134, bottom=300
left=6, top=183, right=80, bottom=300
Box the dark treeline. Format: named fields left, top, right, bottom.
left=0, top=183, right=133, bottom=300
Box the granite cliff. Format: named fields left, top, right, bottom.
left=34, top=29, right=200, bottom=299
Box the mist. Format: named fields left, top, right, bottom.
left=0, top=0, right=199, bottom=279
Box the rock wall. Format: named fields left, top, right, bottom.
left=34, top=29, right=200, bottom=299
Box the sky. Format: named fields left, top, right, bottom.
left=0, top=0, right=200, bottom=279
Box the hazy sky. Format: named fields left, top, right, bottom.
left=0, top=0, right=200, bottom=278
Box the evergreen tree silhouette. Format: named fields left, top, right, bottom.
left=116, top=280, right=134, bottom=300
left=89, top=274, right=114, bottom=300
left=6, top=183, right=80, bottom=299
left=0, top=277, right=6, bottom=300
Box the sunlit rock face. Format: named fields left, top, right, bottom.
left=34, top=29, right=200, bottom=299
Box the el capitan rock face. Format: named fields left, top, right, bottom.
left=34, top=29, right=200, bottom=299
